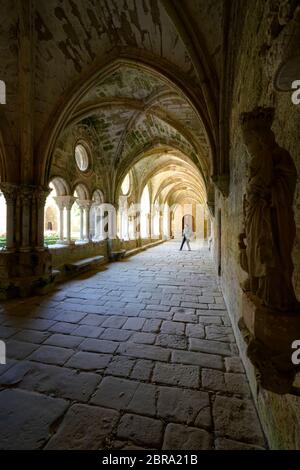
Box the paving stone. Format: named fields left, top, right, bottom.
left=127, top=382, right=157, bottom=416
left=162, top=423, right=213, bottom=450
left=181, top=302, right=208, bottom=309
left=130, top=360, right=154, bottom=381
left=11, top=329, right=50, bottom=344
left=213, top=396, right=265, bottom=446
left=44, top=333, right=84, bottom=349
left=18, top=362, right=100, bottom=401
left=0, top=359, right=17, bottom=378
left=72, top=325, right=104, bottom=338
left=139, top=310, right=173, bottom=320
left=156, top=333, right=187, bottom=350
left=146, top=304, right=171, bottom=312
left=153, top=362, right=199, bottom=388
left=202, top=369, right=251, bottom=396
left=0, top=326, right=19, bottom=339
left=185, top=324, right=205, bottom=338
left=48, top=322, right=78, bottom=334
left=28, top=345, right=73, bottom=366
left=46, top=404, right=119, bottom=449
left=65, top=351, right=112, bottom=370
left=172, top=350, right=224, bottom=370
left=197, top=315, right=222, bottom=325
left=197, top=309, right=225, bottom=316
left=91, top=377, right=139, bottom=410
left=0, top=360, right=33, bottom=385
left=105, top=356, right=135, bottom=377
left=79, top=314, right=107, bottom=326
left=160, top=320, right=185, bottom=335
left=54, top=311, right=87, bottom=323
left=6, top=340, right=39, bottom=360
left=225, top=357, right=245, bottom=373
left=118, top=342, right=170, bottom=362
left=215, top=438, right=265, bottom=450
left=157, top=387, right=211, bottom=428
left=117, top=414, right=163, bottom=448
left=0, top=389, right=68, bottom=450
left=100, top=328, right=132, bottom=342
left=131, top=332, right=156, bottom=344
left=189, top=338, right=232, bottom=356
left=173, top=313, right=198, bottom=323
left=205, top=325, right=235, bottom=342
left=101, top=316, right=127, bottom=329
left=142, top=319, right=161, bottom=333
left=208, top=304, right=227, bottom=310
left=79, top=338, right=119, bottom=354
left=122, top=317, right=145, bottom=331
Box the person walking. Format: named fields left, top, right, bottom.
left=180, top=223, right=192, bottom=251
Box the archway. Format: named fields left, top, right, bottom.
left=44, top=178, right=69, bottom=245
left=182, top=214, right=195, bottom=232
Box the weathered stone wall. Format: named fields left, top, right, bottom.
left=50, top=241, right=107, bottom=269
left=213, top=0, right=300, bottom=449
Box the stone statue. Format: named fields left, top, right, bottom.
left=239, top=107, right=299, bottom=312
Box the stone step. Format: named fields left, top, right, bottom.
left=65, top=255, right=106, bottom=272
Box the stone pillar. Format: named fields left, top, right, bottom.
left=63, top=196, right=76, bottom=245
left=95, top=206, right=100, bottom=239
left=20, top=187, right=33, bottom=252
left=0, top=183, right=18, bottom=252
left=35, top=187, right=51, bottom=250
left=53, top=196, right=66, bottom=242
left=84, top=204, right=91, bottom=240
left=0, top=183, right=54, bottom=298
left=79, top=207, right=84, bottom=240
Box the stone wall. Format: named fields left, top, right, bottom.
left=213, top=0, right=300, bottom=449
left=50, top=241, right=107, bottom=270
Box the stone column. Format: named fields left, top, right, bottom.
left=79, top=207, right=84, bottom=240
left=20, top=186, right=33, bottom=252
left=84, top=203, right=91, bottom=240
left=54, top=196, right=66, bottom=243
left=0, top=183, right=18, bottom=252
left=95, top=206, right=100, bottom=239
left=63, top=196, right=76, bottom=245
left=35, top=186, right=51, bottom=250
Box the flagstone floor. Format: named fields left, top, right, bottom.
left=0, top=240, right=266, bottom=450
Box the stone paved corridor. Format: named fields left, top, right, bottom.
left=0, top=241, right=266, bottom=450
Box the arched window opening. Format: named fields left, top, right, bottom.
left=44, top=182, right=60, bottom=246
left=121, top=173, right=130, bottom=196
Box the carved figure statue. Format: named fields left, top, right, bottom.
left=239, top=107, right=299, bottom=311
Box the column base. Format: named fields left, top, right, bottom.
left=0, top=249, right=57, bottom=299
left=238, top=291, right=300, bottom=394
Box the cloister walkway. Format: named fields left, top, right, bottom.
left=0, top=241, right=266, bottom=449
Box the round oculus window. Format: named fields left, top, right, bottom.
left=75, top=144, right=89, bottom=172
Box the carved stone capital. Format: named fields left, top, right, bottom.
left=0, top=183, right=18, bottom=203
left=35, top=186, right=51, bottom=206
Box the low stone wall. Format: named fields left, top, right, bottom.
left=49, top=241, right=108, bottom=270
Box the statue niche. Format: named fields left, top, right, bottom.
left=239, top=106, right=299, bottom=312
left=237, top=107, right=300, bottom=394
